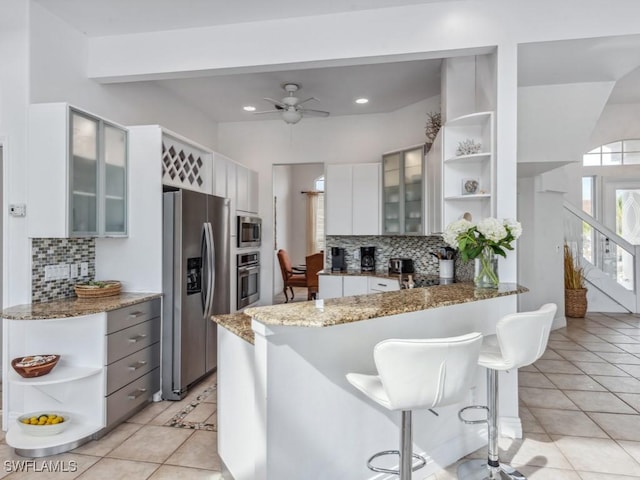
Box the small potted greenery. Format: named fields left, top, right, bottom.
left=564, top=243, right=587, bottom=318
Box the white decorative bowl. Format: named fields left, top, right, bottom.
left=17, top=412, right=71, bottom=436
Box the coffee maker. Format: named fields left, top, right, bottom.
left=331, top=247, right=347, bottom=272
left=360, top=246, right=376, bottom=273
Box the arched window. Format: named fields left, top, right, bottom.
left=314, top=175, right=325, bottom=192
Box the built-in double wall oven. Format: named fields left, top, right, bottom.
left=237, top=251, right=260, bottom=309
left=237, top=215, right=262, bottom=248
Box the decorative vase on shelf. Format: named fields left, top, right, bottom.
left=474, top=247, right=499, bottom=289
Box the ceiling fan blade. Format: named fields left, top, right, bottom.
left=299, top=108, right=330, bottom=117
left=263, top=97, right=287, bottom=109
left=296, top=96, right=318, bottom=106
left=253, top=109, right=280, bottom=115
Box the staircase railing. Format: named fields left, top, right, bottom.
left=564, top=200, right=640, bottom=312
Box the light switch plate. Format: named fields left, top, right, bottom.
left=80, top=262, right=89, bottom=277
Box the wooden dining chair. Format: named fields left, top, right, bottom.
left=305, top=252, right=325, bottom=300
left=277, top=249, right=307, bottom=303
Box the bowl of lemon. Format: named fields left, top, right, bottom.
left=17, top=412, right=70, bottom=436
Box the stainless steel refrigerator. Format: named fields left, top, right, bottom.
left=162, top=189, right=230, bottom=400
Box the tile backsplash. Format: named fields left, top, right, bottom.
left=31, top=238, right=96, bottom=302
left=325, top=235, right=473, bottom=281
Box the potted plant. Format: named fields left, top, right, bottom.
left=443, top=217, right=522, bottom=289
left=564, top=243, right=587, bottom=317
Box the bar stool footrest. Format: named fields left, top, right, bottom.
left=458, top=405, right=489, bottom=425
left=367, top=449, right=427, bottom=475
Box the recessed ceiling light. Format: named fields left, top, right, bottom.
left=355, top=98, right=369, bottom=104
left=243, top=106, right=256, bottom=112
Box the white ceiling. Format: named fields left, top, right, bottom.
left=33, top=1, right=640, bottom=124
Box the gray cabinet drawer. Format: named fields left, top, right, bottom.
left=368, top=277, right=400, bottom=292
left=106, top=343, right=160, bottom=396
left=106, top=368, right=159, bottom=428
left=106, top=319, right=160, bottom=364
left=107, top=299, right=160, bottom=334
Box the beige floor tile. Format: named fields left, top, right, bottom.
left=618, top=440, right=640, bottom=464
left=72, top=422, right=142, bottom=457
left=617, top=364, right=640, bottom=378
left=545, top=373, right=607, bottom=391
left=533, top=360, right=582, bottom=374
left=205, top=413, right=217, bottom=427
left=588, top=412, right=640, bottom=441
left=519, top=372, right=556, bottom=389
left=519, top=387, right=578, bottom=410
left=182, top=403, right=216, bottom=424
left=520, top=407, right=546, bottom=434
left=126, top=401, right=172, bottom=425
left=547, top=340, right=585, bottom=351
left=508, top=465, right=581, bottom=480
left=539, top=349, right=563, bottom=360
left=529, top=408, right=608, bottom=437
left=579, top=473, right=640, bottom=480
left=6, top=453, right=100, bottom=479
left=565, top=332, right=606, bottom=343
left=616, top=343, right=640, bottom=354
left=593, top=375, right=640, bottom=393
left=577, top=342, right=625, bottom=353
left=563, top=390, right=636, bottom=414
left=147, top=402, right=191, bottom=426
left=596, top=334, right=640, bottom=344
left=595, top=351, right=640, bottom=364
left=76, top=458, right=159, bottom=480
left=618, top=393, right=640, bottom=412
left=107, top=425, right=193, bottom=464
left=520, top=364, right=539, bottom=373
left=573, top=362, right=629, bottom=376
left=147, top=465, right=222, bottom=480
left=555, top=350, right=605, bottom=362
left=552, top=436, right=640, bottom=475
left=165, top=431, right=221, bottom=470
left=497, top=432, right=573, bottom=469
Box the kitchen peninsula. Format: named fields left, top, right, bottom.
left=214, top=282, right=528, bottom=480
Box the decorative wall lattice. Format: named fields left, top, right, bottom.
left=161, top=134, right=211, bottom=192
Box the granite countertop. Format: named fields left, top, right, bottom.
left=2, top=293, right=162, bottom=320
left=244, top=282, right=528, bottom=328
left=211, top=313, right=254, bottom=345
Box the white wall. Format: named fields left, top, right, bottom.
left=0, top=1, right=30, bottom=307
left=219, top=96, right=440, bottom=305
left=272, top=165, right=293, bottom=296
left=290, top=163, right=324, bottom=266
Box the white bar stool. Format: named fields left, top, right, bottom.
left=346, top=332, right=484, bottom=480
left=458, top=303, right=557, bottom=480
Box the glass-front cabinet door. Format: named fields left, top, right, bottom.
left=104, top=123, right=127, bottom=235
left=70, top=111, right=99, bottom=235
left=382, top=145, right=425, bottom=235
left=69, top=108, right=128, bottom=237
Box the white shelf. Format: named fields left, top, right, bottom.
left=72, top=191, right=97, bottom=197
left=445, top=111, right=493, bottom=127
left=444, top=152, right=492, bottom=164
left=445, top=194, right=492, bottom=201
left=9, top=365, right=102, bottom=386
left=6, top=418, right=102, bottom=454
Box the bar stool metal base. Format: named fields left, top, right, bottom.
left=457, top=459, right=526, bottom=480
left=367, top=450, right=427, bottom=475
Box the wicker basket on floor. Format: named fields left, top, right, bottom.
left=75, top=281, right=121, bottom=298
left=565, top=288, right=587, bottom=318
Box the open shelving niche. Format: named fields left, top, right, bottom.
left=2, top=313, right=106, bottom=456
left=442, top=111, right=495, bottom=227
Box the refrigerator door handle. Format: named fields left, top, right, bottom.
left=204, top=222, right=215, bottom=319
left=200, top=223, right=211, bottom=316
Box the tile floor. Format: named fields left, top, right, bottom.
left=5, top=312, right=640, bottom=478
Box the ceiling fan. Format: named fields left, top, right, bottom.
left=254, top=83, right=330, bottom=124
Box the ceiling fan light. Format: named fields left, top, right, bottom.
left=243, top=105, right=256, bottom=112
left=355, top=98, right=369, bottom=104
left=282, top=110, right=302, bottom=124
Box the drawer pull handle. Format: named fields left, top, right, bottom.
left=128, top=311, right=145, bottom=319
left=377, top=283, right=387, bottom=287
left=128, top=361, right=148, bottom=371
left=127, top=388, right=147, bottom=400
left=128, top=334, right=148, bottom=343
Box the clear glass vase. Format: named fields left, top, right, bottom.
left=474, top=248, right=499, bottom=289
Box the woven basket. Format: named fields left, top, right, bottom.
left=75, top=281, right=121, bottom=299
left=565, top=288, right=587, bottom=318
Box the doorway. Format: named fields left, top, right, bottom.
left=272, top=163, right=324, bottom=304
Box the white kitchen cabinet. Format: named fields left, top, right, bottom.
left=441, top=111, right=495, bottom=227
left=2, top=298, right=160, bottom=457
left=318, top=276, right=343, bottom=300
left=161, top=131, right=212, bottom=194
left=382, top=144, right=425, bottom=235
left=343, top=276, right=369, bottom=296
left=28, top=103, right=128, bottom=238
left=236, top=164, right=259, bottom=214
left=368, top=276, right=400, bottom=293
left=325, top=163, right=381, bottom=236
left=213, top=152, right=231, bottom=198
